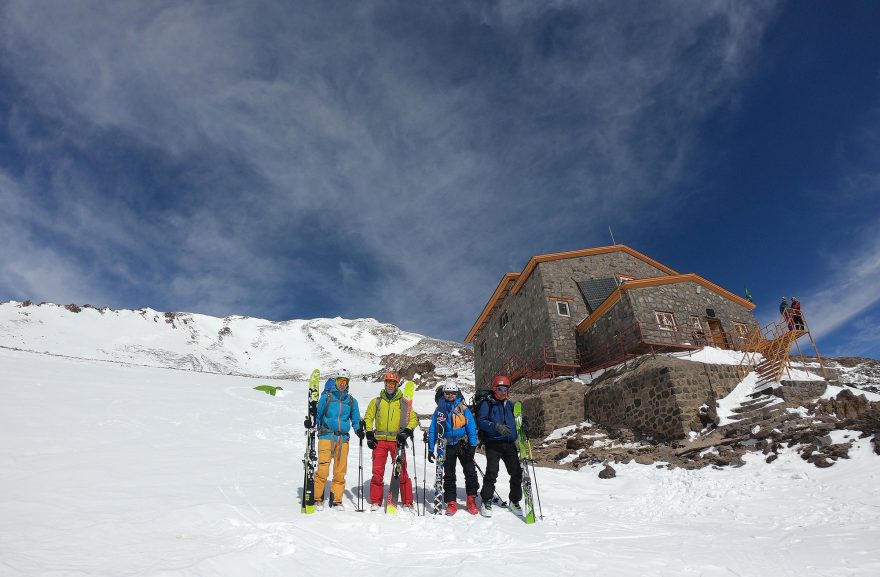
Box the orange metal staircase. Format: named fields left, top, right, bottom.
left=738, top=306, right=825, bottom=390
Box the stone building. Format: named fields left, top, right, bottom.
left=465, top=245, right=757, bottom=388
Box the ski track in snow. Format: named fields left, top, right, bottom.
left=2, top=348, right=880, bottom=576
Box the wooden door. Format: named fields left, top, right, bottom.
left=707, top=318, right=728, bottom=349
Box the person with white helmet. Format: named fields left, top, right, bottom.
left=308, top=368, right=363, bottom=511
left=428, top=380, right=478, bottom=515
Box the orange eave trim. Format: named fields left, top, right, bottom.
left=464, top=245, right=676, bottom=342
left=510, top=244, right=678, bottom=296
left=464, top=273, right=519, bottom=343
left=576, top=273, right=757, bottom=334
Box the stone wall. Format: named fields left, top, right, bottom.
left=538, top=252, right=670, bottom=362
left=473, top=268, right=554, bottom=388
left=626, top=282, right=757, bottom=347
left=779, top=380, right=828, bottom=402
left=577, top=281, right=758, bottom=366
left=513, top=379, right=588, bottom=438
left=583, top=357, right=744, bottom=440
left=577, top=293, right=638, bottom=360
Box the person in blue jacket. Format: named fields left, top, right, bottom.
left=310, top=369, right=364, bottom=511
left=477, top=375, right=522, bottom=517
left=428, top=380, right=479, bottom=515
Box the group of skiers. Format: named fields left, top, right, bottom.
left=304, top=371, right=523, bottom=517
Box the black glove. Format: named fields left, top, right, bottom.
left=423, top=430, right=429, bottom=444
left=366, top=431, right=377, bottom=450
left=396, top=428, right=412, bottom=446
left=428, top=452, right=435, bottom=463
left=303, top=417, right=312, bottom=429
left=355, top=421, right=365, bottom=441
left=495, top=423, right=511, bottom=436
left=463, top=444, right=476, bottom=460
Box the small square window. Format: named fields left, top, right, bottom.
left=556, top=301, right=570, bottom=317
left=655, top=311, right=676, bottom=330
left=734, top=322, right=749, bottom=337
left=690, top=315, right=702, bottom=330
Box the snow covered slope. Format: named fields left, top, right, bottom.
left=2, top=348, right=879, bottom=576
left=0, top=300, right=471, bottom=380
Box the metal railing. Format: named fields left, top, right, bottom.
left=578, top=320, right=756, bottom=375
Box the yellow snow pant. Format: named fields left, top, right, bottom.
left=314, top=438, right=350, bottom=505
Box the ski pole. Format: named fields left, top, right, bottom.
left=422, top=430, right=428, bottom=515
left=411, top=429, right=420, bottom=515
left=474, top=462, right=506, bottom=507
left=357, top=435, right=365, bottom=511
left=526, top=437, right=544, bottom=520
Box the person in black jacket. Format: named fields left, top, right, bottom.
left=476, top=375, right=523, bottom=517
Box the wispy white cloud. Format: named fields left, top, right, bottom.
left=802, top=220, right=880, bottom=344
left=0, top=1, right=782, bottom=338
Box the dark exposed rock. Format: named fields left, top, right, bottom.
left=813, top=455, right=833, bottom=468
left=65, top=304, right=82, bottom=313
left=598, top=465, right=616, bottom=479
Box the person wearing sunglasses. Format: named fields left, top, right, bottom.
left=312, top=369, right=363, bottom=511
left=428, top=380, right=479, bottom=515
left=476, top=375, right=523, bottom=517
left=363, top=371, right=419, bottom=513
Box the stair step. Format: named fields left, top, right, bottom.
left=731, top=398, right=776, bottom=414
left=729, top=407, right=783, bottom=426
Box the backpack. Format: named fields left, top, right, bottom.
left=434, top=385, right=469, bottom=430
left=469, top=389, right=493, bottom=446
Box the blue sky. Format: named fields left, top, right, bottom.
left=1, top=1, right=878, bottom=358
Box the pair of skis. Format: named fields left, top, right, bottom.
left=385, top=380, right=415, bottom=515
left=431, top=413, right=447, bottom=514
left=514, top=401, right=543, bottom=524
left=301, top=369, right=321, bottom=514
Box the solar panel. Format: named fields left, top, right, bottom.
left=576, top=278, right=619, bottom=313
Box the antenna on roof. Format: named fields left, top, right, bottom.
left=608, top=226, right=616, bottom=245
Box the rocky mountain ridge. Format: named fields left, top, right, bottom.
left=0, top=300, right=473, bottom=385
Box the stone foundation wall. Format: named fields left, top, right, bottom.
left=512, top=379, right=588, bottom=438
left=583, top=357, right=744, bottom=440
left=779, top=380, right=828, bottom=402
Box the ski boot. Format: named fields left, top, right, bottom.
left=466, top=495, right=478, bottom=515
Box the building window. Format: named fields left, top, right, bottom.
left=500, top=310, right=509, bottom=329
left=690, top=315, right=702, bottom=330
left=734, top=322, right=749, bottom=337
left=655, top=311, right=677, bottom=331
left=556, top=301, right=570, bottom=317
left=479, top=341, right=486, bottom=356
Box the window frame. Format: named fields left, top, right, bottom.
left=655, top=311, right=677, bottom=331
left=734, top=322, right=749, bottom=337
left=556, top=301, right=571, bottom=317
left=499, top=309, right=509, bottom=330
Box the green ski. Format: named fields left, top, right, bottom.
left=514, top=401, right=537, bottom=524
left=301, top=369, right=321, bottom=514
left=386, top=380, right=415, bottom=515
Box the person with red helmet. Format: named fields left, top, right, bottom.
left=476, top=375, right=523, bottom=517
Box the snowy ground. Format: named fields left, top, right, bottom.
left=3, top=348, right=880, bottom=576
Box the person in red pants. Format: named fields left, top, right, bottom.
left=363, top=372, right=419, bottom=512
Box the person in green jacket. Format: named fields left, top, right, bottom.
left=362, top=371, right=419, bottom=512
